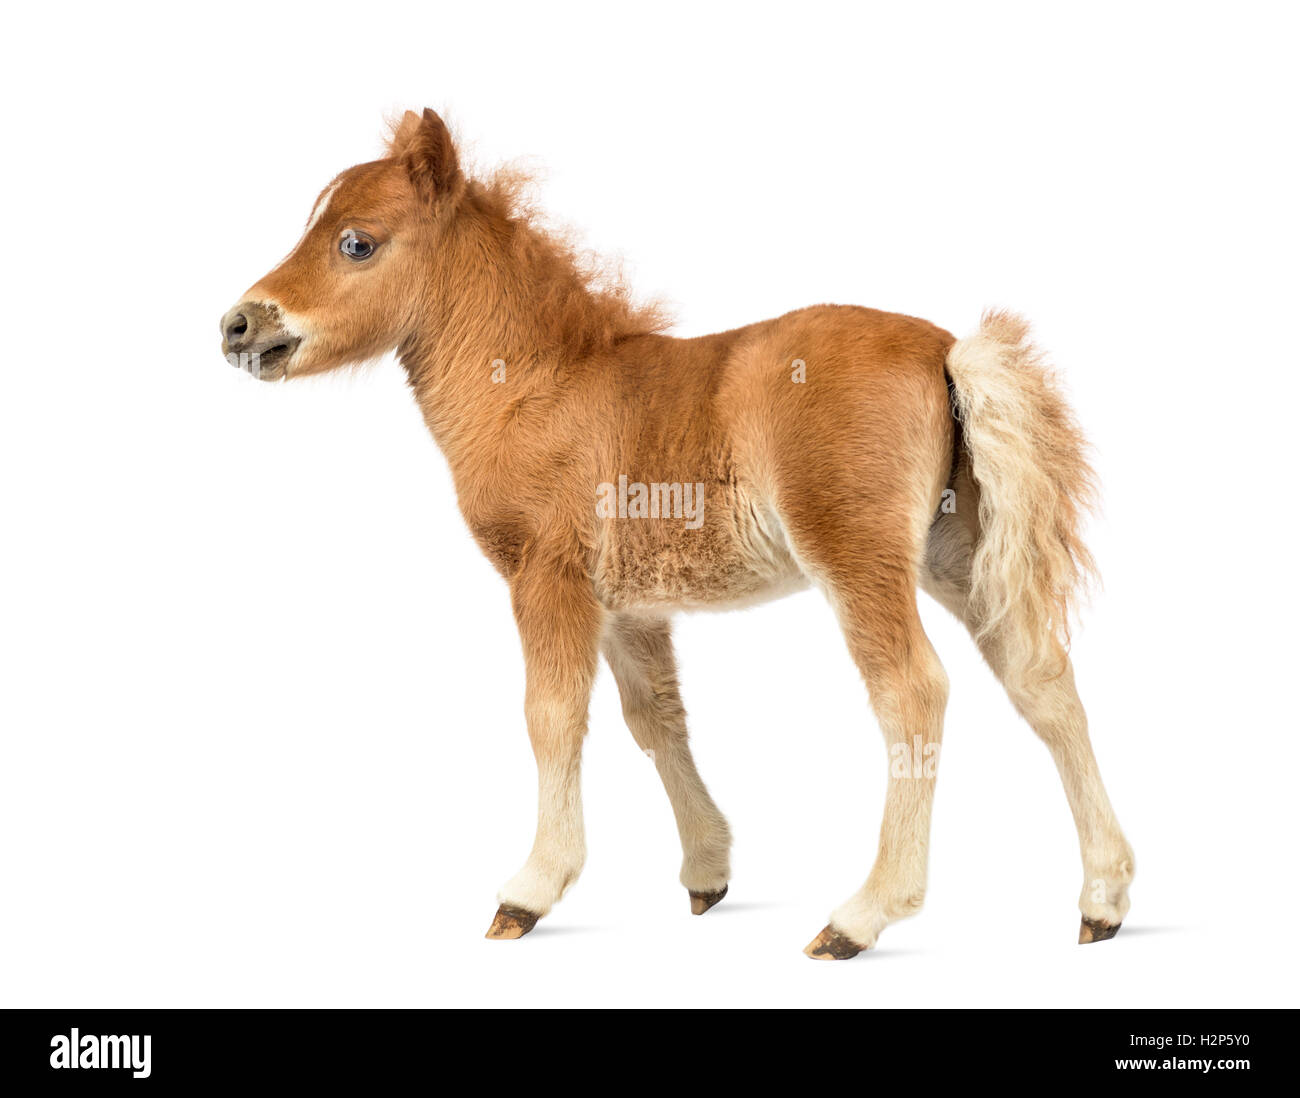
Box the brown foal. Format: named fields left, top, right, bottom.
left=220, top=109, right=1134, bottom=958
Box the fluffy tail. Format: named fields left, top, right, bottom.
left=945, top=310, right=1099, bottom=680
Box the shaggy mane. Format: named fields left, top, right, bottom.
left=464, top=165, right=673, bottom=354
left=385, top=112, right=670, bottom=358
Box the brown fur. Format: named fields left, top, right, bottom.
left=219, top=109, right=1133, bottom=955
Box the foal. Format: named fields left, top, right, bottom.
left=219, top=109, right=1134, bottom=959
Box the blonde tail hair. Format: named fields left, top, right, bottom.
left=945, top=310, right=1099, bottom=680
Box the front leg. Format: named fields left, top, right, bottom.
left=486, top=551, right=603, bottom=940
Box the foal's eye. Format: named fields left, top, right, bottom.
left=339, top=231, right=376, bottom=260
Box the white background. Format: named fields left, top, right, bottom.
left=2, top=1, right=1297, bottom=1008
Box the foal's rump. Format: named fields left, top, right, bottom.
left=729, top=303, right=1097, bottom=686
left=726, top=304, right=959, bottom=577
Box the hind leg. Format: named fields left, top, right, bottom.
left=998, top=653, right=1135, bottom=942
left=602, top=614, right=732, bottom=912
left=783, top=524, right=949, bottom=959
left=807, top=580, right=949, bottom=959
left=922, top=510, right=1135, bottom=942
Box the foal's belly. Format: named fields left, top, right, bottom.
left=591, top=481, right=809, bottom=612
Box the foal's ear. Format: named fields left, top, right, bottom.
left=388, top=108, right=460, bottom=202
left=386, top=110, right=424, bottom=157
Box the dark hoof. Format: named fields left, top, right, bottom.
left=803, top=924, right=864, bottom=960
left=486, top=904, right=540, bottom=940
left=1078, top=916, right=1121, bottom=944
left=689, top=885, right=728, bottom=915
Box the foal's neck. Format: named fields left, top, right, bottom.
left=398, top=183, right=653, bottom=466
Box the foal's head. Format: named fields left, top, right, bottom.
left=219, top=109, right=462, bottom=381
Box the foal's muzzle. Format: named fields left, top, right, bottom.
left=220, top=301, right=301, bottom=381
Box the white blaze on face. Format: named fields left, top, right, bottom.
left=303, top=181, right=340, bottom=238
left=278, top=180, right=341, bottom=261
left=247, top=181, right=338, bottom=376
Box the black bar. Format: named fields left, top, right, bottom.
left=0, top=1008, right=1290, bottom=1086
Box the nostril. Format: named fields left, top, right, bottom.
left=225, top=313, right=249, bottom=342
